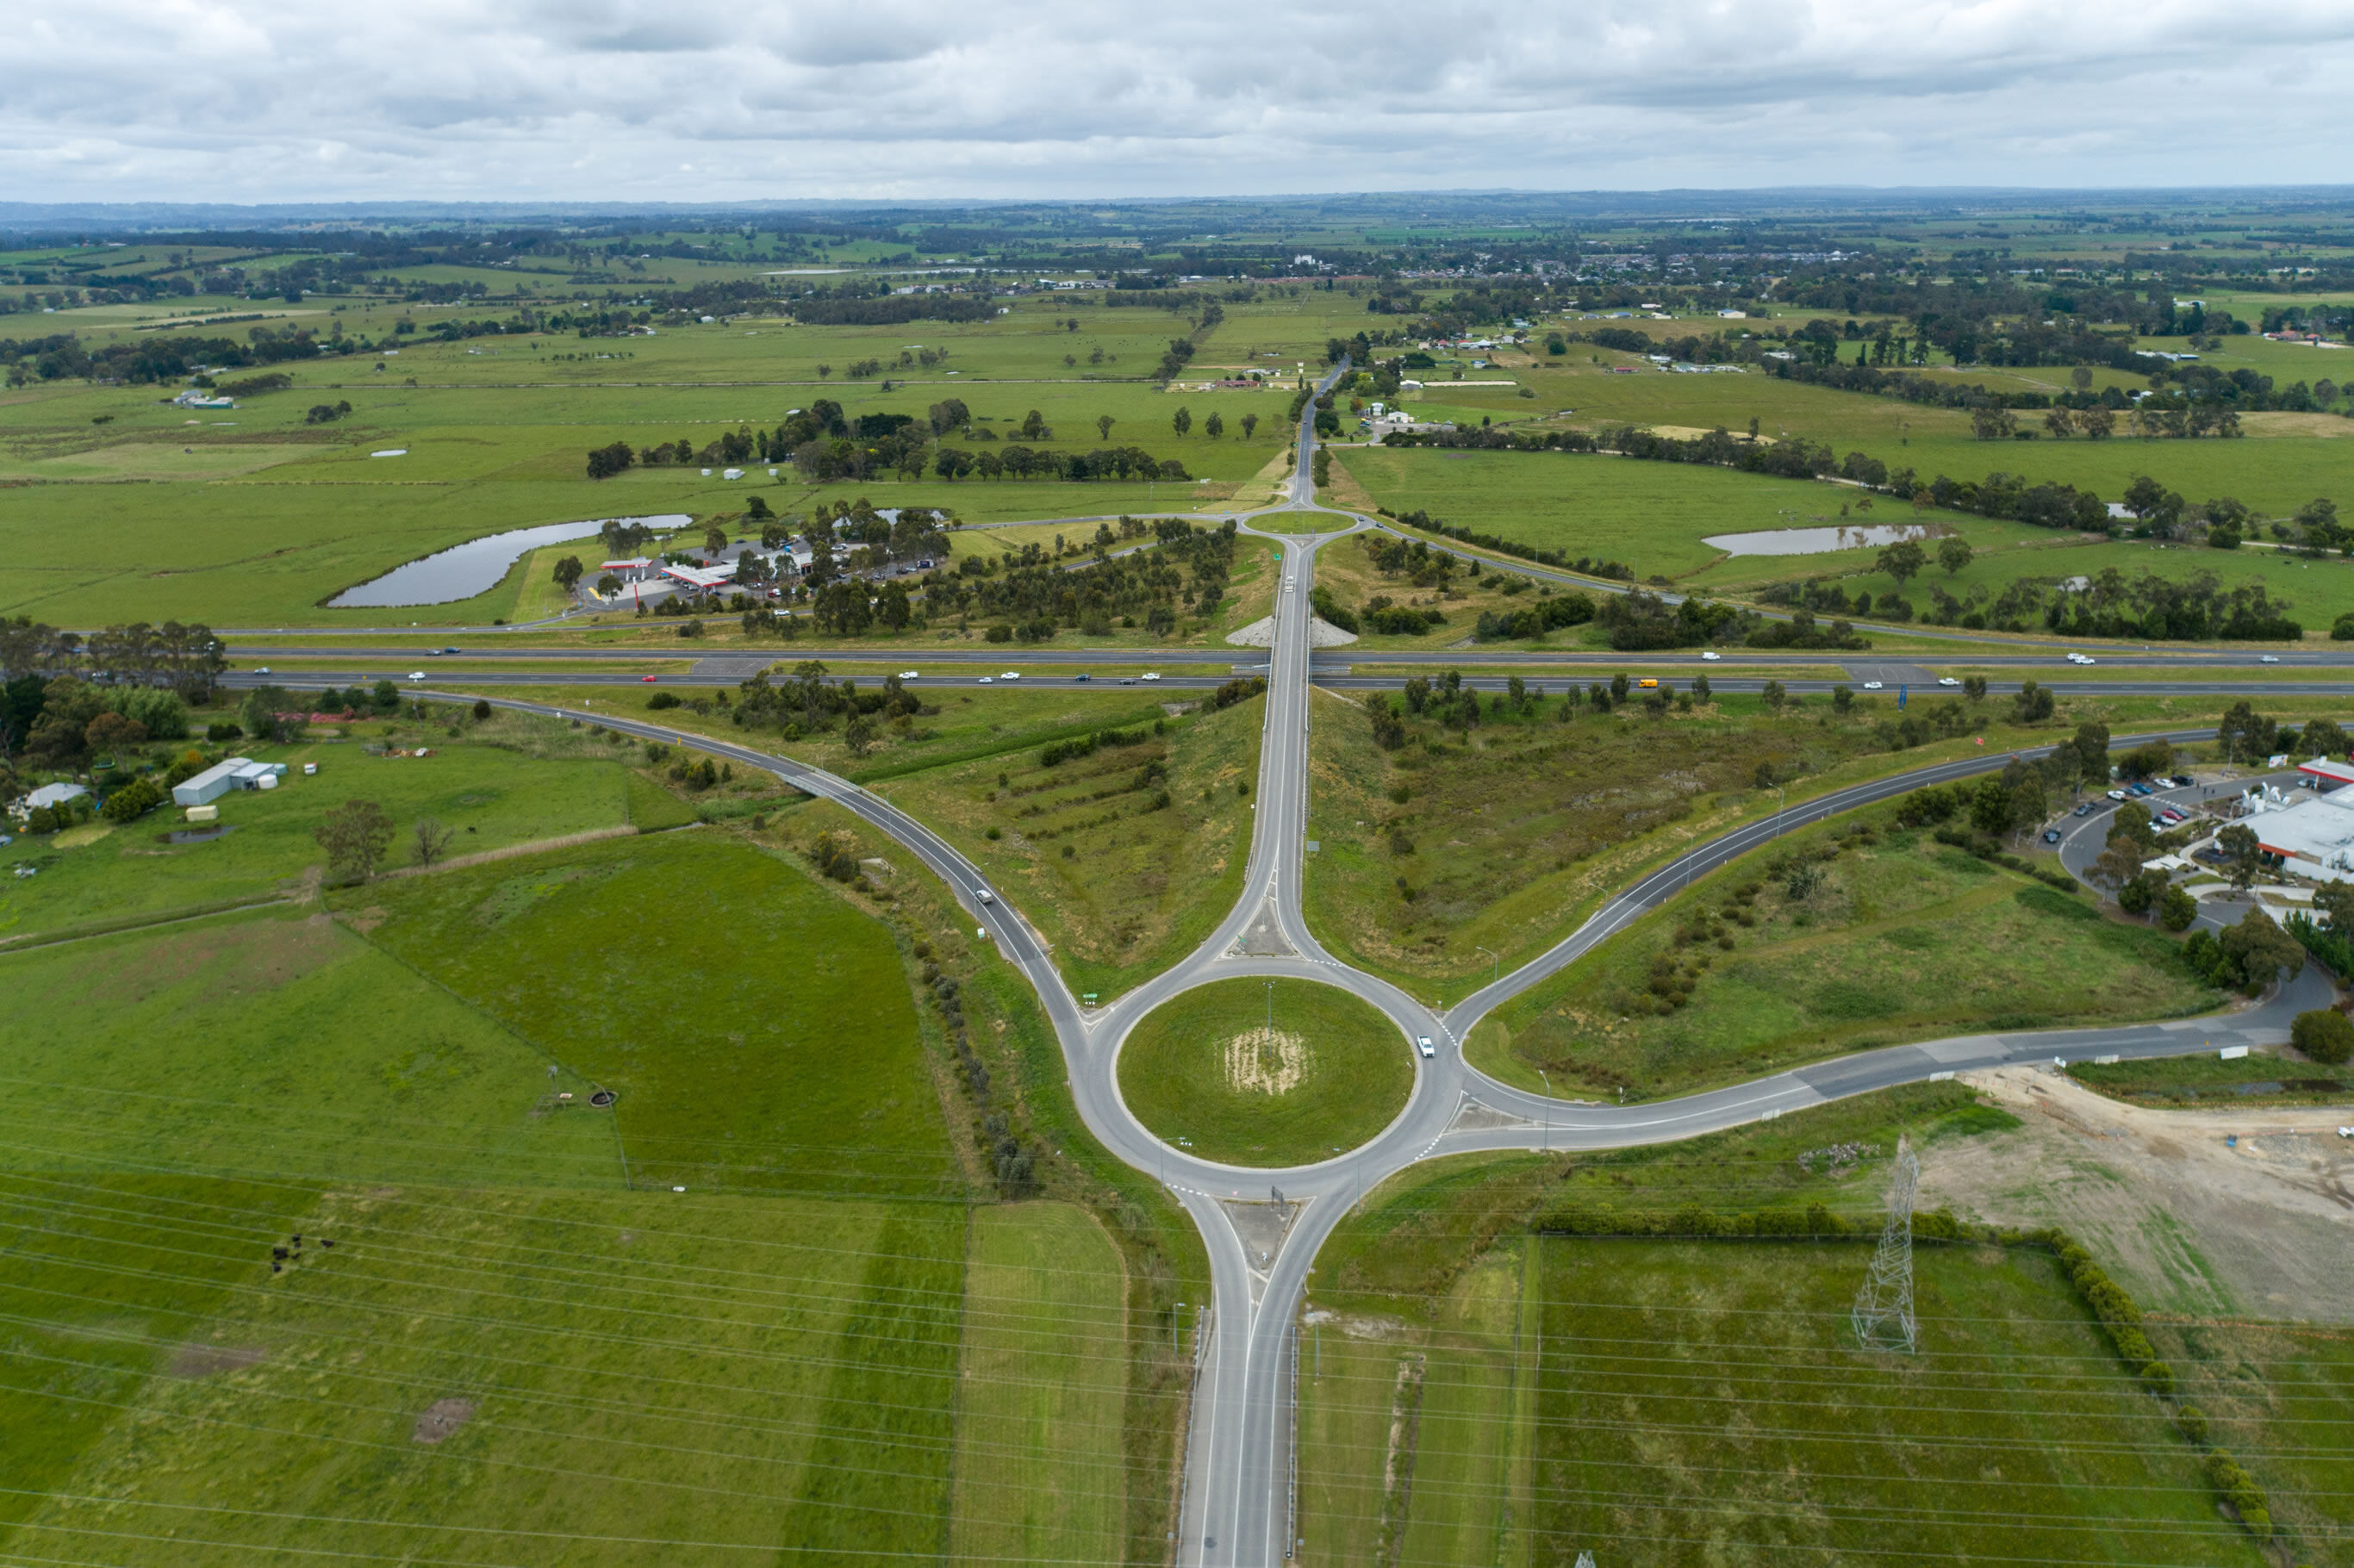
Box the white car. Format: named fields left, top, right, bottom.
left=407, top=670, right=425, bottom=681
left=1000, top=671, right=1021, bottom=681
left=1862, top=681, right=1884, bottom=690
left=2079, top=656, right=2096, bottom=665
left=1937, top=676, right=1962, bottom=688
left=1700, top=650, right=1721, bottom=662
left=253, top=665, right=271, bottom=675
left=897, top=669, right=919, bottom=680
left=1141, top=672, right=1161, bottom=681
left=977, top=675, right=993, bottom=684
left=2261, top=654, right=2282, bottom=663
left=1417, top=1035, right=1435, bottom=1059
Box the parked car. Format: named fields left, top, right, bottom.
left=2170, top=775, right=2196, bottom=788
left=2129, top=782, right=2155, bottom=797
left=2107, top=788, right=2127, bottom=801
left=2042, top=829, right=2064, bottom=844
left=2074, top=802, right=2096, bottom=816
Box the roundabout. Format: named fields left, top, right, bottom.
left=420, top=362, right=2326, bottom=1568
left=1116, top=977, right=1413, bottom=1167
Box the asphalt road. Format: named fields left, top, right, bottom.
left=393, top=371, right=2339, bottom=1568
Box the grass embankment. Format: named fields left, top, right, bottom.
left=2068, top=1051, right=2354, bottom=1108
left=1471, top=809, right=2217, bottom=1101
left=1117, top=978, right=1414, bottom=1166
left=1293, top=1086, right=2295, bottom=1568
left=508, top=679, right=1267, bottom=998
left=1305, top=680, right=2033, bottom=991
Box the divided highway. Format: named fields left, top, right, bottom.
left=403, top=370, right=2339, bottom=1568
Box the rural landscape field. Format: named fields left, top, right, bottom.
left=6, top=27, right=2354, bottom=1561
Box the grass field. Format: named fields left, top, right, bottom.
left=0, top=724, right=633, bottom=943
left=1523, top=1239, right=2264, bottom=1567
left=0, top=811, right=1174, bottom=1563
left=1292, top=1079, right=2316, bottom=1568
left=1337, top=443, right=2354, bottom=636
left=344, top=829, right=960, bottom=1198
left=1116, top=978, right=1414, bottom=1166
left=1471, top=806, right=2216, bottom=1100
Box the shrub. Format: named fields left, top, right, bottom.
left=2204, top=1452, right=2272, bottom=1536
left=206, top=721, right=243, bottom=742
left=24, top=805, right=59, bottom=833
left=646, top=692, right=682, bottom=710
left=100, top=776, right=165, bottom=822
left=2290, top=1007, right=2354, bottom=1065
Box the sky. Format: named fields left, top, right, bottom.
left=6, top=0, right=2351, bottom=203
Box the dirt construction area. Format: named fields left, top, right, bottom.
left=1923, top=1065, right=2354, bottom=1323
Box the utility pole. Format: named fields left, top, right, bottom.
left=1853, top=1136, right=1921, bottom=1353
left=1475, top=945, right=1498, bottom=986
left=1536, top=1068, right=1551, bottom=1152
left=1770, top=784, right=1786, bottom=839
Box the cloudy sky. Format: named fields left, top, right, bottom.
left=6, top=0, right=2351, bottom=203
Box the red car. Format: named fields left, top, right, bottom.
left=642, top=675, right=658, bottom=683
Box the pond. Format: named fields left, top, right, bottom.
left=328, top=515, right=690, bottom=608
left=157, top=824, right=237, bottom=844
left=1702, top=523, right=1936, bottom=557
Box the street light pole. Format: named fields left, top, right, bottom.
left=1536, top=1068, right=1551, bottom=1152
left=1475, top=945, right=1498, bottom=986
left=1770, top=785, right=1786, bottom=839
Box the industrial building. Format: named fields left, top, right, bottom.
left=171, top=757, right=287, bottom=807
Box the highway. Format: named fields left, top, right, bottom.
left=400, top=366, right=2345, bottom=1568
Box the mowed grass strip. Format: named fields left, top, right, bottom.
left=1117, top=978, right=1413, bottom=1167
left=1531, top=1239, right=2264, bottom=1567
left=949, top=1204, right=1130, bottom=1567
left=346, top=831, right=961, bottom=1198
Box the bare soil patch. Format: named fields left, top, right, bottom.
left=1224, top=1027, right=1308, bottom=1095
left=413, top=1397, right=476, bottom=1444
left=167, top=1342, right=266, bottom=1378
left=1925, top=1066, right=2354, bottom=1322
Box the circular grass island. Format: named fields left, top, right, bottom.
left=1116, top=978, right=1415, bottom=1167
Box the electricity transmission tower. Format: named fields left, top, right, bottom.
left=1851, top=1136, right=1920, bottom=1354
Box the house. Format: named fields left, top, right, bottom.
left=14, top=781, right=89, bottom=818
left=171, top=757, right=286, bottom=808
left=171, top=389, right=236, bottom=409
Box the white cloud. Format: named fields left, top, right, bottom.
left=0, top=0, right=2345, bottom=201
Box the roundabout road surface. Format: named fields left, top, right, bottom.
left=409, top=368, right=2338, bottom=1568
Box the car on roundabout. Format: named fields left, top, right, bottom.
left=1417, top=1036, right=1435, bottom=1059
